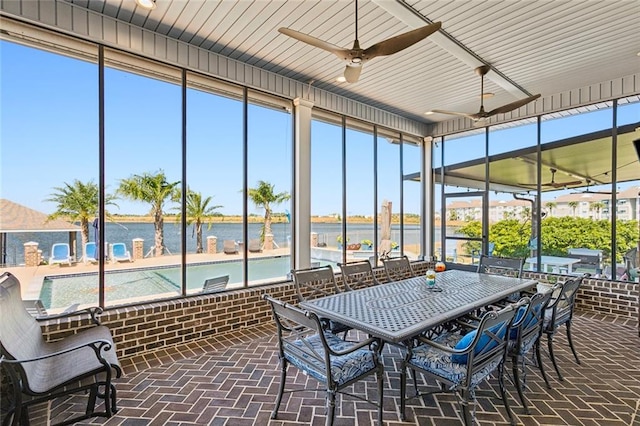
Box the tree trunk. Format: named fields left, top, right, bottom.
left=80, top=219, right=90, bottom=252
left=264, top=206, right=272, bottom=240
left=154, top=210, right=164, bottom=256
left=196, top=221, right=203, bottom=254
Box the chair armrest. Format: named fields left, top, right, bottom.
left=37, top=306, right=104, bottom=325
left=327, top=337, right=381, bottom=356
left=414, top=335, right=473, bottom=356
left=0, top=339, right=115, bottom=365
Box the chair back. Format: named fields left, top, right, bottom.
left=85, top=242, right=97, bottom=259
left=263, top=294, right=330, bottom=372
left=0, top=273, right=47, bottom=380
left=51, top=243, right=70, bottom=260
left=544, top=274, right=586, bottom=330
left=477, top=254, right=524, bottom=278
left=510, top=292, right=552, bottom=351
left=112, top=243, right=126, bottom=257
left=462, top=302, right=519, bottom=385
left=339, top=260, right=380, bottom=291
left=291, top=265, right=342, bottom=302
left=382, top=256, right=414, bottom=282
left=203, top=275, right=230, bottom=293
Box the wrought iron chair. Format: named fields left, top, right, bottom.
left=291, top=265, right=350, bottom=335
left=400, top=301, right=522, bottom=426
left=542, top=273, right=587, bottom=381
left=263, top=294, right=384, bottom=426
left=507, top=291, right=553, bottom=414
left=338, top=260, right=381, bottom=291
left=477, top=254, right=524, bottom=277
left=382, top=255, right=415, bottom=282
left=0, top=272, right=122, bottom=426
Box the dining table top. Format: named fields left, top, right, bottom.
left=299, top=269, right=537, bottom=344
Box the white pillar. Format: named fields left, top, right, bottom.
left=421, top=136, right=433, bottom=260
left=294, top=97, right=314, bottom=269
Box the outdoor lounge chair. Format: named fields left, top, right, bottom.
left=263, top=294, right=384, bottom=426
left=110, top=243, right=131, bottom=263
left=49, top=243, right=72, bottom=266
left=0, top=272, right=122, bottom=425
left=223, top=240, right=238, bottom=254
left=202, top=275, right=230, bottom=293
left=248, top=239, right=262, bottom=253
left=84, top=241, right=98, bottom=264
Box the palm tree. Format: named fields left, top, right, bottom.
left=545, top=201, right=557, bottom=217
left=174, top=190, right=223, bottom=253
left=247, top=180, right=290, bottom=243
left=45, top=180, right=117, bottom=252
left=568, top=201, right=579, bottom=217
left=589, top=201, right=605, bottom=219
left=118, top=170, right=179, bottom=256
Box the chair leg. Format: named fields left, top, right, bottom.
left=326, top=389, right=336, bottom=426
left=86, top=384, right=98, bottom=416
left=566, top=322, right=580, bottom=364
left=460, top=390, right=473, bottom=426
left=110, top=384, right=118, bottom=414
left=400, top=362, right=408, bottom=421
left=498, top=362, right=516, bottom=426
left=271, top=361, right=287, bottom=419
left=512, top=354, right=530, bottom=415
left=377, top=366, right=384, bottom=426
left=535, top=340, right=552, bottom=389
left=547, top=332, right=564, bottom=381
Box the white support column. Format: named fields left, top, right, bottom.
left=293, top=98, right=314, bottom=269
left=421, top=136, right=433, bottom=259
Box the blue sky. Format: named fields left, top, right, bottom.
left=1, top=40, right=638, bottom=217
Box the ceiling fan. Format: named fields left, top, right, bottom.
left=571, top=179, right=614, bottom=195
left=431, top=65, right=541, bottom=122
left=278, top=1, right=441, bottom=83
left=520, top=168, right=582, bottom=189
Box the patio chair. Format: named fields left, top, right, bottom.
left=291, top=265, right=350, bottom=336
left=223, top=240, right=238, bottom=254
left=382, top=255, right=415, bottom=282
left=23, top=299, right=80, bottom=318
left=477, top=254, right=524, bottom=277
left=202, top=275, right=230, bottom=293
left=110, top=243, right=131, bottom=263
left=263, top=294, right=384, bottom=426
left=542, top=273, right=588, bottom=381
left=400, top=301, right=521, bottom=426
left=49, top=243, right=72, bottom=266
left=507, top=291, right=553, bottom=414
left=338, top=260, right=381, bottom=291
left=0, top=272, right=122, bottom=425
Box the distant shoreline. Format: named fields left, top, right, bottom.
left=109, top=214, right=423, bottom=225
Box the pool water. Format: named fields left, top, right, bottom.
left=41, top=256, right=332, bottom=309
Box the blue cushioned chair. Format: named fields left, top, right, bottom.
left=400, top=301, right=522, bottom=426
left=508, top=291, right=553, bottom=414
left=263, top=295, right=384, bottom=426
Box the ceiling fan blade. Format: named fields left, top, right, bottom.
left=486, top=94, right=541, bottom=117
left=363, top=22, right=441, bottom=59
left=430, top=109, right=477, bottom=120
left=344, top=64, right=363, bottom=83
left=278, top=27, right=349, bottom=60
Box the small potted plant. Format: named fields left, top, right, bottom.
left=360, top=239, right=372, bottom=250
left=391, top=241, right=399, bottom=250
left=336, top=234, right=349, bottom=250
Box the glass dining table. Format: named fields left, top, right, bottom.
left=300, top=269, right=537, bottom=344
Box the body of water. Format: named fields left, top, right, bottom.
left=3, top=222, right=452, bottom=266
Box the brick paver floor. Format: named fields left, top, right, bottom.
left=26, top=312, right=640, bottom=425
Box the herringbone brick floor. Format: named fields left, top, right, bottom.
left=36, top=312, right=640, bottom=425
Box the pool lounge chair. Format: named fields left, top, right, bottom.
left=202, top=275, right=230, bottom=293
left=83, top=242, right=98, bottom=264
left=248, top=239, right=262, bottom=253
left=49, top=243, right=72, bottom=266
left=223, top=240, right=238, bottom=254
left=110, top=243, right=132, bottom=263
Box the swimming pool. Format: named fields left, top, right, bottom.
left=41, top=256, right=334, bottom=310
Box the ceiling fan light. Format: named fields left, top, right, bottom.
left=335, top=76, right=347, bottom=83
left=135, top=0, right=156, bottom=10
